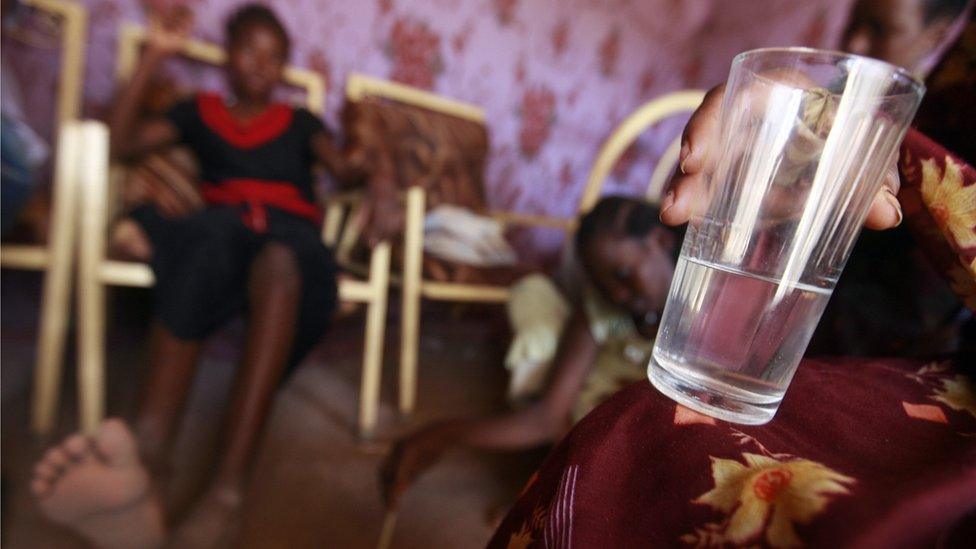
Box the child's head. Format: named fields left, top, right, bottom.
left=224, top=3, right=290, bottom=102
left=576, top=196, right=681, bottom=319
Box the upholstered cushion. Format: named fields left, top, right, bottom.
left=341, top=95, right=522, bottom=284
left=898, top=127, right=976, bottom=310
left=342, top=96, right=489, bottom=213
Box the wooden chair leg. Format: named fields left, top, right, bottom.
left=31, top=123, right=82, bottom=436
left=76, top=122, right=110, bottom=434
left=398, top=187, right=425, bottom=417
left=358, top=241, right=391, bottom=439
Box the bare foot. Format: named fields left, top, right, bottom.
left=31, top=419, right=166, bottom=549
left=169, top=485, right=243, bottom=549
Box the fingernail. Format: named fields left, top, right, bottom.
left=884, top=187, right=903, bottom=227
left=660, top=190, right=675, bottom=219
left=679, top=142, right=690, bottom=174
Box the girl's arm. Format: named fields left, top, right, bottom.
left=381, top=308, right=599, bottom=506
left=310, top=133, right=365, bottom=184
left=109, top=9, right=192, bottom=161
left=311, top=132, right=402, bottom=246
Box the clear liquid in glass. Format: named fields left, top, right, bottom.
left=648, top=256, right=831, bottom=424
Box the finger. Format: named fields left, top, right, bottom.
left=863, top=166, right=902, bottom=230
left=160, top=201, right=180, bottom=219
left=678, top=84, right=725, bottom=176
left=881, top=161, right=900, bottom=196
left=660, top=171, right=703, bottom=227
left=664, top=163, right=903, bottom=230
left=161, top=192, right=188, bottom=218
left=147, top=186, right=179, bottom=218
left=679, top=71, right=818, bottom=177
left=152, top=190, right=177, bottom=217
left=136, top=167, right=164, bottom=193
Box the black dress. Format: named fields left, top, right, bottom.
left=131, top=92, right=337, bottom=369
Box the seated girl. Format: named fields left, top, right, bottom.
left=33, top=3, right=395, bottom=546
left=381, top=195, right=682, bottom=507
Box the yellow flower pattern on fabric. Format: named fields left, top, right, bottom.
left=686, top=453, right=854, bottom=548
left=932, top=375, right=976, bottom=419
left=920, top=156, right=976, bottom=252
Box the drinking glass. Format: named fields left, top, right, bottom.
left=648, top=48, right=924, bottom=424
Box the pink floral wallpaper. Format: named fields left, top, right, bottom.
left=6, top=0, right=855, bottom=256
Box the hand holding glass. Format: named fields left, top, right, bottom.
left=649, top=48, right=924, bottom=424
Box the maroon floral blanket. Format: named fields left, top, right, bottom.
left=489, top=356, right=976, bottom=548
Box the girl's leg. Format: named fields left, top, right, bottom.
left=171, top=242, right=302, bottom=546
left=212, top=241, right=302, bottom=493
left=134, top=322, right=203, bottom=472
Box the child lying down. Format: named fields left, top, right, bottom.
left=381, top=195, right=682, bottom=507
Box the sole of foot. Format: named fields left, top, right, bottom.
left=31, top=418, right=166, bottom=549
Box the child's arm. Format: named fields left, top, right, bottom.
left=310, top=133, right=402, bottom=246
left=381, top=308, right=599, bottom=507
left=317, top=138, right=402, bottom=246
left=109, top=9, right=192, bottom=161
left=310, top=133, right=365, bottom=184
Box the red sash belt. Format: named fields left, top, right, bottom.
left=202, top=178, right=320, bottom=233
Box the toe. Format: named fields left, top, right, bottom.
left=31, top=478, right=52, bottom=498
left=33, top=461, right=60, bottom=482
left=42, top=446, right=71, bottom=470
left=63, top=434, right=93, bottom=462
left=95, top=418, right=141, bottom=467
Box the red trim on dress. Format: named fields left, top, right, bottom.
left=202, top=179, right=321, bottom=233
left=196, top=93, right=294, bottom=149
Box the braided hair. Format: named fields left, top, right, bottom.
left=575, top=195, right=683, bottom=262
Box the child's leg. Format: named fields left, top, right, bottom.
left=171, top=242, right=302, bottom=546
left=212, top=241, right=301, bottom=492
left=134, top=322, right=203, bottom=473
left=133, top=206, right=252, bottom=470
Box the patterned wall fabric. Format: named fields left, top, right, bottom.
left=3, top=0, right=854, bottom=256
